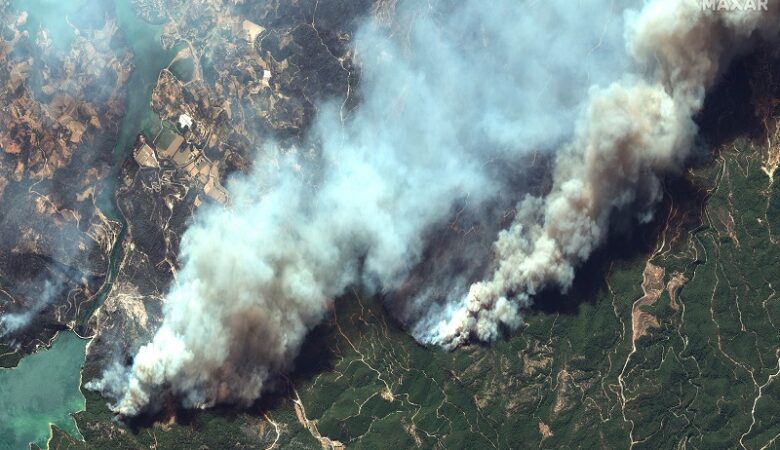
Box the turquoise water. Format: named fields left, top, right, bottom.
left=111, top=0, right=181, bottom=164
left=83, top=0, right=180, bottom=329
left=0, top=332, right=89, bottom=450
left=9, top=0, right=177, bottom=168
left=0, top=4, right=173, bottom=450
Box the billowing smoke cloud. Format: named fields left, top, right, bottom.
left=90, top=0, right=779, bottom=415
left=430, top=0, right=780, bottom=348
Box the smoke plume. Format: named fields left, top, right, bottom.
left=91, top=0, right=780, bottom=415
left=0, top=281, right=61, bottom=337
left=430, top=0, right=780, bottom=348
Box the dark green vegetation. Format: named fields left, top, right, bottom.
left=0, top=343, right=23, bottom=368
left=58, top=122, right=780, bottom=448
left=10, top=0, right=780, bottom=448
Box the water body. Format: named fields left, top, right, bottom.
left=9, top=0, right=177, bottom=167
left=0, top=332, right=89, bottom=450
left=8, top=0, right=176, bottom=331
left=80, top=0, right=180, bottom=329
left=112, top=0, right=182, bottom=164
left=0, top=4, right=169, bottom=449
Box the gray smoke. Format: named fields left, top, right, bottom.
left=0, top=281, right=60, bottom=337
left=0, top=0, right=127, bottom=341
left=430, top=0, right=780, bottom=347
left=92, top=0, right=779, bottom=415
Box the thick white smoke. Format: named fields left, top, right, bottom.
left=90, top=0, right=779, bottom=415
left=429, top=0, right=780, bottom=348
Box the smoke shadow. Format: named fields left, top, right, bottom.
left=119, top=32, right=780, bottom=437
left=695, top=45, right=779, bottom=153
left=528, top=205, right=666, bottom=317
left=527, top=45, right=780, bottom=319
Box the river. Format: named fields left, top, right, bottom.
left=80, top=0, right=181, bottom=330
left=3, top=0, right=177, bottom=448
